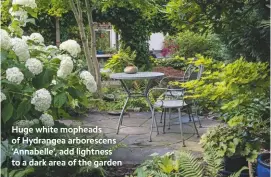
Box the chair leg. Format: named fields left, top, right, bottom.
left=160, top=109, right=164, bottom=123
left=194, top=103, right=202, bottom=128
left=178, top=108, right=185, bottom=147
left=163, top=108, right=166, bottom=134
left=149, top=107, right=156, bottom=142
left=188, top=109, right=192, bottom=122
left=154, top=111, right=159, bottom=135
left=189, top=106, right=200, bottom=138
left=168, top=108, right=171, bottom=130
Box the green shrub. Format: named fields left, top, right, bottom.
left=163, top=31, right=230, bottom=61
left=130, top=150, right=247, bottom=177
left=151, top=56, right=186, bottom=70
left=104, top=47, right=136, bottom=73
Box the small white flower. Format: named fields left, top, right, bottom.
left=79, top=71, right=97, bottom=92
left=12, top=0, right=37, bottom=9
left=25, top=58, right=43, bottom=75
left=31, top=88, right=52, bottom=112
left=6, top=67, right=24, bottom=84
left=29, top=33, right=44, bottom=44
left=11, top=37, right=30, bottom=61
left=0, top=29, right=12, bottom=50
left=40, top=113, right=54, bottom=127
left=57, top=56, right=73, bottom=79
left=1, top=92, right=7, bottom=102
left=51, top=79, right=57, bottom=85
left=59, top=40, right=81, bottom=57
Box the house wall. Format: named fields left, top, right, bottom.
left=148, top=33, right=165, bottom=51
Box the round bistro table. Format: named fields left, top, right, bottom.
left=110, top=72, right=164, bottom=138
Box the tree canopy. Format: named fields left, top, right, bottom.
left=166, top=0, right=270, bottom=62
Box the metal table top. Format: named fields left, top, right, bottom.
left=110, top=72, right=164, bottom=80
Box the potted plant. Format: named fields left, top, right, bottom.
left=200, top=122, right=263, bottom=176
left=105, top=47, right=137, bottom=73
left=257, top=152, right=270, bottom=177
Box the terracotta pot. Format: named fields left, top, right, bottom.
left=124, top=65, right=138, bottom=74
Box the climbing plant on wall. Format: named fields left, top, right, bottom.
left=94, top=1, right=176, bottom=69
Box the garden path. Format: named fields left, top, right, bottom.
left=61, top=112, right=220, bottom=164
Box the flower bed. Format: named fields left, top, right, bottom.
left=152, top=66, right=184, bottom=77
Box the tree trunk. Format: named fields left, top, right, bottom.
left=55, top=17, right=60, bottom=47
left=85, top=0, right=102, bottom=96
left=68, top=0, right=95, bottom=76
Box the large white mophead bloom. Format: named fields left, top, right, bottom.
left=40, top=113, right=54, bottom=127
left=30, top=33, right=44, bottom=44
left=57, top=56, right=73, bottom=79
left=59, top=40, right=81, bottom=57
left=0, top=29, right=12, bottom=50
left=12, top=0, right=37, bottom=9
left=1, top=92, right=6, bottom=102
left=31, top=88, right=52, bottom=112
left=6, top=67, right=24, bottom=84
left=11, top=37, right=30, bottom=61
left=79, top=71, right=97, bottom=93
left=25, top=58, right=43, bottom=75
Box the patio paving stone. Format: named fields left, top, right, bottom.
left=61, top=111, right=220, bottom=164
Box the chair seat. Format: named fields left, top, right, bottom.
left=154, top=100, right=187, bottom=108
left=164, top=90, right=184, bottom=97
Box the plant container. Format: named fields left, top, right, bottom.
left=124, top=65, right=138, bottom=74
left=220, top=156, right=249, bottom=177
left=257, top=153, right=270, bottom=177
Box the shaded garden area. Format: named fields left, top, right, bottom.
left=1, top=0, right=270, bottom=177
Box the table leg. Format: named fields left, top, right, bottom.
left=116, top=80, right=131, bottom=134
left=116, top=96, right=129, bottom=134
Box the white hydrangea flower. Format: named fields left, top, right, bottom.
left=59, top=40, right=81, bottom=57
left=12, top=0, right=37, bottom=9
left=9, top=8, right=28, bottom=26
left=0, top=29, right=12, bottom=50
left=22, top=35, right=30, bottom=42
left=1, top=92, right=7, bottom=102
left=79, top=71, right=97, bottom=92
left=46, top=45, right=58, bottom=56
left=6, top=67, right=24, bottom=84
left=32, top=119, right=40, bottom=125
left=55, top=54, right=71, bottom=61
left=46, top=45, right=57, bottom=50
left=31, top=88, right=52, bottom=112
left=25, top=58, right=43, bottom=75
left=11, top=37, right=30, bottom=61
left=29, top=33, right=44, bottom=44
left=40, top=113, right=54, bottom=127
left=57, top=56, right=73, bottom=79
left=14, top=120, right=31, bottom=128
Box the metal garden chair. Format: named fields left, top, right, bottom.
left=147, top=65, right=203, bottom=146
left=159, top=64, right=203, bottom=126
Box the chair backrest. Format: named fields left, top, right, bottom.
left=183, top=64, right=203, bottom=82
left=182, top=64, right=203, bottom=104
left=197, top=65, right=204, bottom=80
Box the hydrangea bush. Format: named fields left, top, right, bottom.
left=1, top=1, right=97, bottom=137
